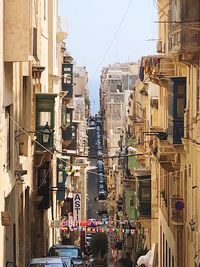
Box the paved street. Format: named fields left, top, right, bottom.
left=87, top=126, right=99, bottom=220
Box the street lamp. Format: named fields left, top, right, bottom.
left=42, top=122, right=52, bottom=144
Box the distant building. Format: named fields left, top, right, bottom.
left=100, top=62, right=138, bottom=224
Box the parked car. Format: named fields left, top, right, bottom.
left=96, top=119, right=102, bottom=126
left=97, top=150, right=103, bottom=157
left=97, top=160, right=104, bottom=172
left=97, top=144, right=102, bottom=150
left=96, top=137, right=102, bottom=144
left=98, top=179, right=106, bottom=186
left=89, top=121, right=95, bottom=127
left=49, top=245, right=83, bottom=267
left=96, top=131, right=102, bottom=138
left=98, top=187, right=107, bottom=195
left=85, top=232, right=95, bottom=246
left=98, top=183, right=106, bottom=191
left=98, top=173, right=106, bottom=183
left=96, top=126, right=101, bottom=132
left=98, top=192, right=107, bottom=200
left=27, top=257, right=67, bottom=267
left=59, top=256, right=75, bottom=267
left=101, top=214, right=109, bottom=225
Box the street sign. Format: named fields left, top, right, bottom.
left=175, top=200, right=184, bottom=211
left=73, top=193, right=82, bottom=221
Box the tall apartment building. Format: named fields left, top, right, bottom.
left=0, top=1, right=89, bottom=266
left=100, top=62, right=138, bottom=239
left=128, top=0, right=200, bottom=266
left=0, top=1, right=64, bottom=265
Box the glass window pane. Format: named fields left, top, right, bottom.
left=30, top=264, right=63, bottom=267
left=177, top=98, right=184, bottom=118
left=39, top=112, right=51, bottom=127
left=141, top=187, right=150, bottom=200
left=177, top=84, right=184, bottom=96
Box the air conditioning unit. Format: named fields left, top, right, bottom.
left=157, top=40, right=163, bottom=53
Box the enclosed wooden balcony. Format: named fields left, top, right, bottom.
left=168, top=0, right=200, bottom=62
left=140, top=55, right=175, bottom=84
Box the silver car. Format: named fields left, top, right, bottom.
left=27, top=257, right=67, bottom=267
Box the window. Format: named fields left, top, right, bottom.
left=5, top=106, right=11, bottom=171
left=163, top=233, right=165, bottom=267
left=37, top=161, right=50, bottom=196
left=183, top=0, right=200, bottom=20
left=22, top=77, right=28, bottom=128
left=130, top=195, right=135, bottom=206
left=39, top=111, right=51, bottom=127
left=141, top=187, right=151, bottom=200
left=63, top=74, right=72, bottom=84
left=197, top=68, right=200, bottom=112
left=33, top=28, right=38, bottom=60
left=172, top=256, right=174, bottom=267
left=58, top=171, right=63, bottom=183
left=175, top=79, right=186, bottom=118
left=43, top=0, right=47, bottom=20
left=176, top=84, right=186, bottom=118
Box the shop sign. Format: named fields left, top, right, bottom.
left=73, top=193, right=81, bottom=221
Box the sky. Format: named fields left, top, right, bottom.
left=58, top=0, right=158, bottom=114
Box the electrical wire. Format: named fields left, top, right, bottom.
left=8, top=111, right=151, bottom=160
left=3, top=111, right=200, bottom=181
left=90, top=0, right=133, bottom=83
left=8, top=110, right=151, bottom=181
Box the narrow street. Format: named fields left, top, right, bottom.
left=0, top=1, right=199, bottom=267
left=87, top=124, right=99, bottom=220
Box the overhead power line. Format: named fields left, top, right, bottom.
left=90, top=0, right=133, bottom=82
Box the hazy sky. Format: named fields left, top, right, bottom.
left=58, top=0, right=158, bottom=114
